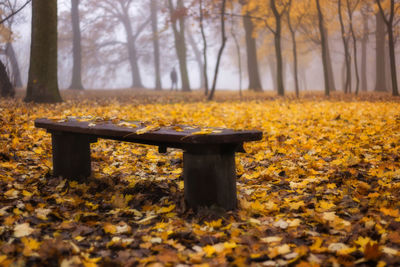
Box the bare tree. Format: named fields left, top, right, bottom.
left=208, top=0, right=227, bottom=100
left=69, top=0, right=84, bottom=90
left=316, top=0, right=330, bottom=96
left=150, top=0, right=162, bottom=90
left=338, top=0, right=351, bottom=93
left=240, top=1, right=263, bottom=92
left=199, top=0, right=209, bottom=95
left=168, top=0, right=191, bottom=92
left=376, top=0, right=399, bottom=96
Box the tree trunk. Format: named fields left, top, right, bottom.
left=271, top=0, right=284, bottom=96
left=151, top=0, right=162, bottom=90
left=168, top=0, right=191, bottom=92
left=268, top=55, right=277, bottom=90
left=346, top=0, right=359, bottom=95
left=325, top=35, right=336, bottom=92
left=199, top=0, right=209, bottom=95
left=121, top=10, right=144, bottom=89
left=375, top=12, right=387, bottom=92
left=376, top=0, right=398, bottom=96
left=25, top=0, right=62, bottom=103
left=338, top=0, right=351, bottom=93
left=5, top=43, right=22, bottom=88
left=387, top=24, right=399, bottom=96
left=186, top=29, right=205, bottom=89
left=0, top=60, right=14, bottom=97
left=69, top=0, right=84, bottom=90
left=208, top=0, right=227, bottom=100
left=316, top=0, right=329, bottom=96
left=360, top=12, right=368, bottom=92
left=242, top=13, right=262, bottom=91
left=231, top=17, right=243, bottom=97
left=287, top=13, right=299, bottom=98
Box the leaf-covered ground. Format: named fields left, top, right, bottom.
left=1, top=91, right=400, bottom=266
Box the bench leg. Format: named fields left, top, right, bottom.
left=51, top=133, right=93, bottom=181
left=183, top=149, right=237, bottom=210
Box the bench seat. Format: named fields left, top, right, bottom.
left=35, top=118, right=262, bottom=210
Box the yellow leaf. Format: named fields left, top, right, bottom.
left=103, top=223, right=117, bottom=234
left=380, top=207, right=400, bottom=217
left=203, top=245, right=216, bottom=257
left=157, top=204, right=175, bottom=214
left=224, top=242, right=237, bottom=249
left=205, top=219, right=222, bottom=228
left=74, top=235, right=85, bottom=242
left=318, top=200, right=335, bottom=211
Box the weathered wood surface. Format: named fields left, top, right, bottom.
left=35, top=118, right=262, bottom=146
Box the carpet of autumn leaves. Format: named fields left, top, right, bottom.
left=1, top=90, right=400, bottom=267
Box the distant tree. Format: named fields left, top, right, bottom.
left=186, top=28, right=205, bottom=89
left=0, top=60, right=14, bottom=97
left=25, top=0, right=62, bottom=102
left=199, top=0, right=209, bottom=95
left=338, top=0, right=352, bottom=93
left=150, top=0, right=162, bottom=90
left=168, top=0, right=191, bottom=92
left=346, top=0, right=361, bottom=95
left=360, top=3, right=371, bottom=92
left=240, top=0, right=263, bottom=92
left=374, top=11, right=388, bottom=92
left=376, top=0, right=399, bottom=96
left=315, top=0, right=330, bottom=96
left=68, top=0, right=84, bottom=90
left=287, top=0, right=307, bottom=98
left=208, top=0, right=227, bottom=100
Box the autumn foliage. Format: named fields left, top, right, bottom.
left=1, top=91, right=400, bottom=266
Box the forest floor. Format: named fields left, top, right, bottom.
left=1, top=90, right=400, bottom=266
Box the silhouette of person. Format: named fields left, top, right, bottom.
left=170, top=68, right=178, bottom=91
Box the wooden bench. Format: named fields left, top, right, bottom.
left=35, top=118, right=262, bottom=210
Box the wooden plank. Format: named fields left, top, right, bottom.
left=35, top=118, right=263, bottom=145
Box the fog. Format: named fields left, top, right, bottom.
left=2, top=0, right=399, bottom=94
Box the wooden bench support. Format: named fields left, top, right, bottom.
left=183, top=145, right=237, bottom=210
left=51, top=132, right=95, bottom=181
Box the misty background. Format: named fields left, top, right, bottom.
left=1, top=0, right=399, bottom=93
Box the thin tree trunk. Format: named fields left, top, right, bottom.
left=186, top=29, right=205, bottom=89
left=168, top=0, right=191, bottom=92
left=208, top=0, right=227, bottom=100
left=199, top=0, right=209, bottom=95
left=69, top=0, right=84, bottom=90
left=287, top=11, right=299, bottom=98
left=316, top=0, right=329, bottom=96
left=151, top=0, right=162, bottom=90
left=5, top=43, right=22, bottom=88
left=242, top=12, right=262, bottom=91
left=361, top=11, right=368, bottom=92
left=387, top=26, right=399, bottom=96
left=271, top=0, right=284, bottom=96
left=25, top=0, right=62, bottom=103
left=268, top=55, right=277, bottom=90
left=338, top=0, right=351, bottom=93
left=375, top=12, right=387, bottom=92
left=377, top=0, right=399, bottom=96
left=231, top=16, right=242, bottom=97
left=346, top=0, right=359, bottom=95
left=325, top=36, right=336, bottom=92
left=121, top=10, right=144, bottom=89
left=0, top=60, right=14, bottom=97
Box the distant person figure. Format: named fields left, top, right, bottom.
left=170, top=68, right=178, bottom=91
